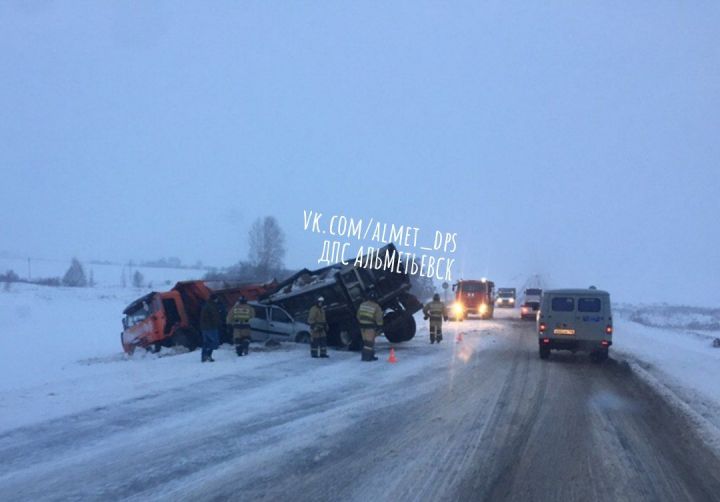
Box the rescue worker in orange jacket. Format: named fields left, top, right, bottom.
left=356, top=290, right=383, bottom=362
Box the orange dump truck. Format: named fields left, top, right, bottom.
left=121, top=280, right=275, bottom=354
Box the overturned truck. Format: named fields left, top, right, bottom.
left=261, top=244, right=422, bottom=350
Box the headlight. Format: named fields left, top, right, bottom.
left=509, top=298, right=515, bottom=304
left=452, top=303, right=464, bottom=315
left=479, top=304, right=488, bottom=314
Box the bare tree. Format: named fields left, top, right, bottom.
left=248, top=216, right=286, bottom=279
left=62, top=258, right=88, bottom=287
left=132, top=270, right=145, bottom=288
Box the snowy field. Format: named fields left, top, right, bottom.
left=0, top=256, right=206, bottom=289
left=0, top=282, right=718, bottom=443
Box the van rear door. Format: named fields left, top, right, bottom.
left=576, top=296, right=608, bottom=340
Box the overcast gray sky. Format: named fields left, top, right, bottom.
left=1, top=1, right=718, bottom=301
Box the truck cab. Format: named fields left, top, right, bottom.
left=495, top=287, right=516, bottom=308
left=122, top=290, right=188, bottom=354
left=448, top=279, right=495, bottom=320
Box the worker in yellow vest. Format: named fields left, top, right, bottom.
left=227, top=296, right=255, bottom=356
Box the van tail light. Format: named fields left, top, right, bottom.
left=605, top=325, right=613, bottom=335
left=542, top=338, right=550, bottom=344
left=601, top=340, right=610, bottom=347
left=539, top=322, right=546, bottom=333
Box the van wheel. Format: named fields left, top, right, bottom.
left=539, top=346, right=550, bottom=359
left=591, top=349, right=608, bottom=363
left=295, top=331, right=310, bottom=344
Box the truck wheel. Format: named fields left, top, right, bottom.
left=295, top=331, right=310, bottom=344
left=172, top=329, right=198, bottom=352
left=330, top=323, right=362, bottom=351
left=383, top=311, right=405, bottom=343
left=539, top=345, right=550, bottom=359
left=591, top=349, right=608, bottom=363
left=402, top=314, right=416, bottom=342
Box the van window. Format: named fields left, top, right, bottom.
left=551, top=297, right=574, bottom=312
left=578, top=298, right=601, bottom=312
left=254, top=307, right=267, bottom=320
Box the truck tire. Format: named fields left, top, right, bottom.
left=402, top=314, right=416, bottom=341
left=172, top=329, right=198, bottom=352
left=329, top=323, right=362, bottom=351
left=383, top=311, right=416, bottom=343
left=383, top=311, right=405, bottom=343
left=539, top=345, right=550, bottom=359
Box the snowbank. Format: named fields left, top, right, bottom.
left=614, top=309, right=720, bottom=436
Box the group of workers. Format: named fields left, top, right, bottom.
left=198, top=290, right=448, bottom=363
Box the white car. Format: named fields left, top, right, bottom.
left=249, top=302, right=312, bottom=344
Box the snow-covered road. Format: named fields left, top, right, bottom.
left=1, top=310, right=720, bottom=501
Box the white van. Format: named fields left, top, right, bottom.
left=536, top=288, right=612, bottom=361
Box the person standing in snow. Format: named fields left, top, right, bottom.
left=227, top=296, right=255, bottom=357
left=423, top=293, right=447, bottom=344
left=356, top=290, right=383, bottom=362
left=200, top=295, right=221, bottom=362
left=307, top=296, right=329, bottom=358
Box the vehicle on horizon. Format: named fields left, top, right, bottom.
left=537, top=287, right=613, bottom=362
left=495, top=287, right=516, bottom=308
left=121, top=280, right=275, bottom=354
left=447, top=279, right=495, bottom=320
left=520, top=287, right=542, bottom=320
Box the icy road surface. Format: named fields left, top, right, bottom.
left=1, top=310, right=720, bottom=501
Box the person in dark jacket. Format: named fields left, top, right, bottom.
left=200, top=295, right=221, bottom=362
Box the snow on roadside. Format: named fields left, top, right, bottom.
left=0, top=282, right=496, bottom=434
left=614, top=310, right=720, bottom=449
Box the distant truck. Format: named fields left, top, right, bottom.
left=495, top=287, right=516, bottom=308
left=448, top=279, right=495, bottom=320
left=520, top=288, right=543, bottom=320
left=260, top=244, right=422, bottom=350
left=121, top=280, right=275, bottom=354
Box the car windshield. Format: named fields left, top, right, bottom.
left=124, top=302, right=153, bottom=327
left=459, top=283, right=489, bottom=293
left=526, top=289, right=542, bottom=295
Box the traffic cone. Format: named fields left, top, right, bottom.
left=456, top=332, right=464, bottom=343
left=388, top=348, right=398, bottom=363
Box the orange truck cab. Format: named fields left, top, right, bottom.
left=121, top=280, right=275, bottom=354
left=448, top=279, right=495, bottom=320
